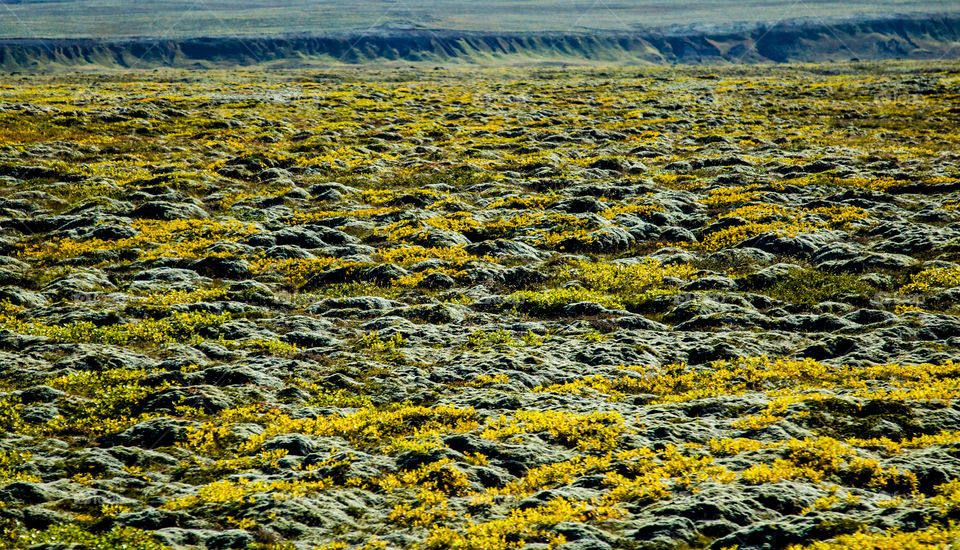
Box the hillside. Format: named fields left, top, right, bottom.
left=0, top=12, right=959, bottom=70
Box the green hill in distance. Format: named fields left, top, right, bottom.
left=1, top=0, right=958, bottom=39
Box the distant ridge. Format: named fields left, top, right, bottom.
left=1, top=12, right=958, bottom=70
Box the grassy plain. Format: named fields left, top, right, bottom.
left=0, top=0, right=958, bottom=38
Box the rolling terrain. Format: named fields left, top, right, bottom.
left=1, top=61, right=960, bottom=549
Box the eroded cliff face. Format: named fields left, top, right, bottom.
left=0, top=13, right=957, bottom=71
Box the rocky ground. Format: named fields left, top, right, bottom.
left=1, top=62, right=960, bottom=549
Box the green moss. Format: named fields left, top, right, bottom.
left=0, top=310, right=232, bottom=346
left=2, top=524, right=168, bottom=550
left=503, top=287, right=624, bottom=315
left=746, top=269, right=876, bottom=305
left=803, top=398, right=926, bottom=441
